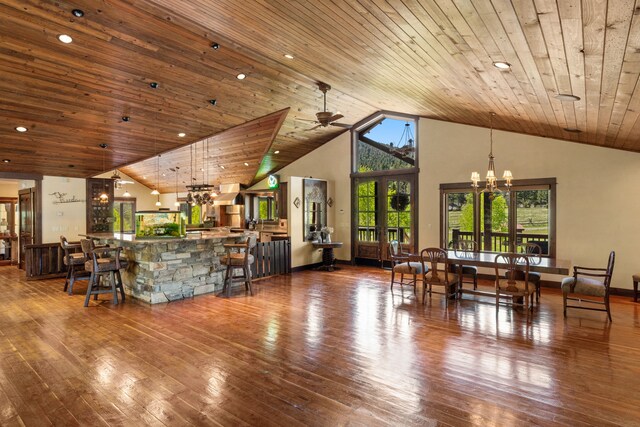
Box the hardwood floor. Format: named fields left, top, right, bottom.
left=0, top=265, right=639, bottom=426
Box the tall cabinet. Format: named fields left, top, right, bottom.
left=86, top=178, right=114, bottom=233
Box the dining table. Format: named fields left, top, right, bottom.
left=407, top=250, right=571, bottom=300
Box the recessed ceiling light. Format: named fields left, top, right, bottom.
left=563, top=127, right=582, bottom=133
left=99, top=143, right=108, bottom=149
left=143, top=176, right=147, bottom=179
left=209, top=99, right=217, bottom=106
left=2, top=159, right=10, bottom=163
left=236, top=73, right=246, bottom=80
left=15, top=126, right=28, bottom=132
left=244, top=162, right=249, bottom=166
left=211, top=43, right=220, bottom=50
left=71, top=9, right=84, bottom=17
left=492, top=61, right=511, bottom=70
left=68, top=164, right=74, bottom=168
left=284, top=54, right=294, bottom=59
left=178, top=132, right=186, bottom=137
left=555, top=94, right=581, bottom=102
left=162, top=173, right=166, bottom=177
left=121, top=116, right=130, bottom=122
left=57, top=34, right=73, bottom=44
left=274, top=150, right=280, bottom=154
left=220, top=165, right=225, bottom=169
left=149, top=82, right=159, bottom=89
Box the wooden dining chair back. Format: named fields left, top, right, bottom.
left=494, top=253, right=534, bottom=313
left=388, top=240, right=422, bottom=295
left=506, top=242, right=543, bottom=302
left=420, top=247, right=457, bottom=306
left=452, top=240, right=478, bottom=291
left=561, top=251, right=615, bottom=321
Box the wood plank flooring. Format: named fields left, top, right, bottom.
left=0, top=265, right=639, bottom=426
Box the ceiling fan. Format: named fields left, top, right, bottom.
left=303, top=83, right=352, bottom=130
left=111, top=170, right=134, bottom=189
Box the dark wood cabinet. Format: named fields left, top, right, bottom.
left=86, top=178, right=114, bottom=233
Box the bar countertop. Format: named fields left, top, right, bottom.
left=83, top=231, right=246, bottom=244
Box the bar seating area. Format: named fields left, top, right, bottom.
left=3, top=1, right=640, bottom=425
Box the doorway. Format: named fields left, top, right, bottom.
left=353, top=173, right=417, bottom=265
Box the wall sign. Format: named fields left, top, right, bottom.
left=49, top=192, right=85, bottom=204
left=267, top=174, right=280, bottom=189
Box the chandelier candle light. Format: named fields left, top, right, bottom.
left=471, top=112, right=513, bottom=194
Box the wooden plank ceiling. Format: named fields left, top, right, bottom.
left=119, top=109, right=288, bottom=193
left=2, top=0, right=640, bottom=186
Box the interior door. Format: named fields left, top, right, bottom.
left=18, top=188, right=36, bottom=270
left=353, top=174, right=417, bottom=265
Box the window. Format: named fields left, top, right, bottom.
left=179, top=203, right=202, bottom=225
left=441, top=179, right=556, bottom=256
left=257, top=197, right=276, bottom=220
left=355, top=115, right=417, bottom=173
left=113, top=199, right=135, bottom=233
left=357, top=180, right=378, bottom=242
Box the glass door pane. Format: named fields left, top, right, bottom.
left=444, top=192, right=474, bottom=248
left=515, top=189, right=550, bottom=254
left=386, top=179, right=411, bottom=245
left=356, top=180, right=378, bottom=243
left=479, top=192, right=510, bottom=252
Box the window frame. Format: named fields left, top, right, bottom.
left=113, top=197, right=136, bottom=234
left=440, top=178, right=557, bottom=258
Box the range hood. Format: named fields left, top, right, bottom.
left=214, top=183, right=244, bottom=206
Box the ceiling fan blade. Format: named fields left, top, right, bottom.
left=330, top=122, right=352, bottom=129
left=329, top=113, right=344, bottom=122
left=305, top=124, right=322, bottom=131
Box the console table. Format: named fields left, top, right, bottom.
left=312, top=242, right=343, bottom=271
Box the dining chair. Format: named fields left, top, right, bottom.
left=561, top=251, right=615, bottom=321
left=494, top=253, right=534, bottom=314
left=81, top=240, right=128, bottom=307
left=502, top=242, right=543, bottom=302
left=389, top=240, right=423, bottom=295
left=452, top=240, right=478, bottom=292
left=420, top=248, right=457, bottom=307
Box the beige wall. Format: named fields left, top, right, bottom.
left=0, top=181, right=18, bottom=198
left=266, top=118, right=637, bottom=289
left=95, top=171, right=158, bottom=211
left=251, top=132, right=351, bottom=268
left=420, top=119, right=639, bottom=289
left=42, top=176, right=86, bottom=242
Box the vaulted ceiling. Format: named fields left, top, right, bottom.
left=1, top=0, right=640, bottom=185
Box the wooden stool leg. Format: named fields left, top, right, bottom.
left=245, top=265, right=253, bottom=296
left=116, top=270, right=125, bottom=301
left=63, top=266, right=71, bottom=292
left=390, top=268, right=395, bottom=291
left=110, top=271, right=118, bottom=305
left=84, top=272, right=95, bottom=307
left=634, top=280, right=638, bottom=303
left=68, top=264, right=76, bottom=295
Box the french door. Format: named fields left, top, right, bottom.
left=353, top=173, right=417, bottom=265
left=18, top=188, right=36, bottom=270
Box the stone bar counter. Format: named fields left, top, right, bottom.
left=85, top=232, right=247, bottom=304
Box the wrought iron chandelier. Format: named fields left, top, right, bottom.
left=470, top=113, right=513, bottom=194
left=390, top=121, right=415, bottom=157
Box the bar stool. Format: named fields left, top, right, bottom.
left=60, top=235, right=87, bottom=294
left=81, top=239, right=128, bottom=307
left=221, top=235, right=257, bottom=297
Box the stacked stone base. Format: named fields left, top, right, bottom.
left=113, top=237, right=244, bottom=304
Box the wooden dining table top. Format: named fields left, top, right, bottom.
left=407, top=250, right=571, bottom=275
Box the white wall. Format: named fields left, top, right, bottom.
left=251, top=132, right=351, bottom=267
left=96, top=171, right=158, bottom=211
left=42, top=176, right=86, bottom=242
